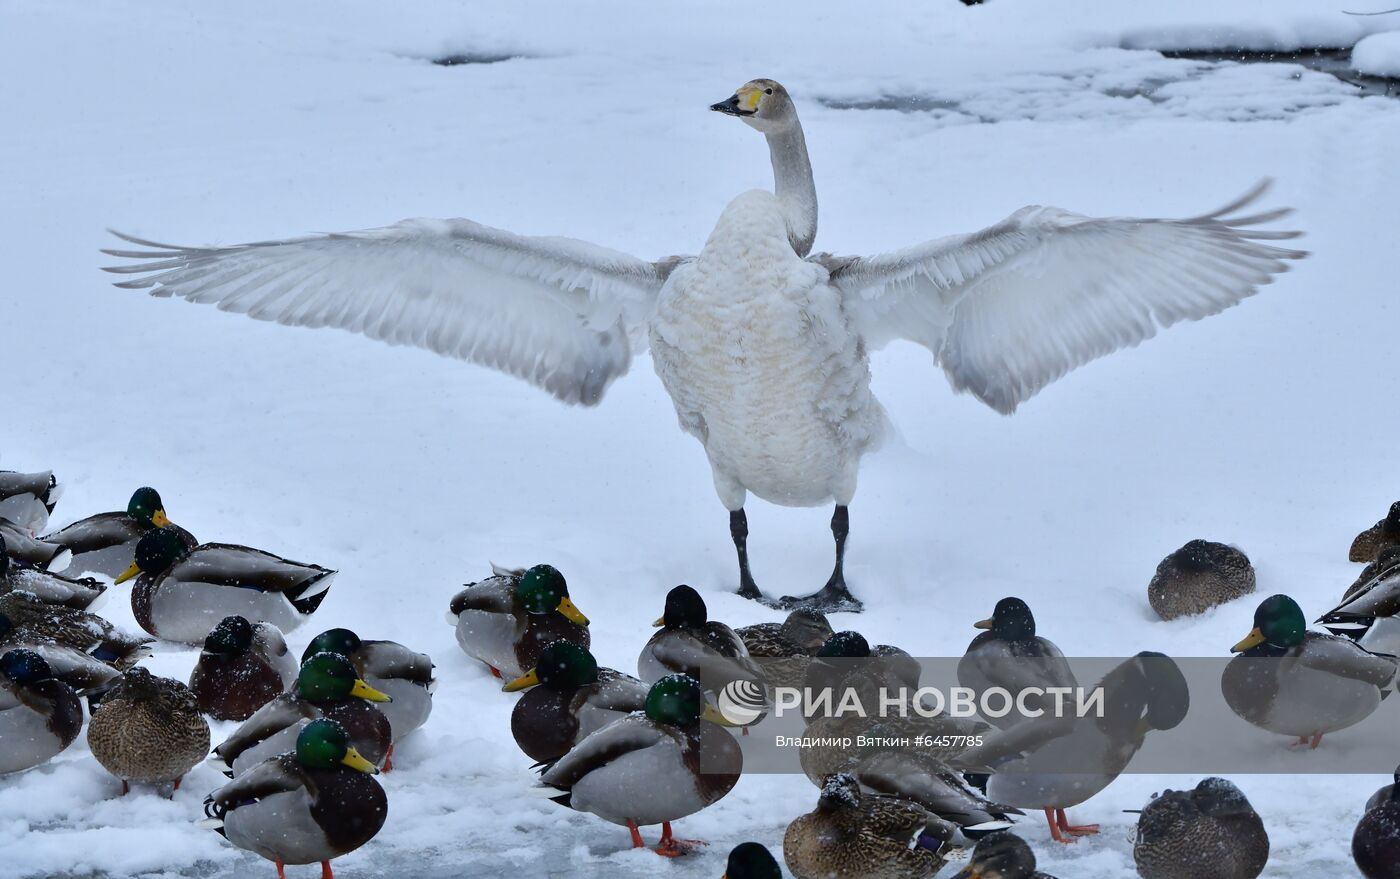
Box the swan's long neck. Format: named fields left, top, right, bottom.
left=766, top=120, right=817, bottom=257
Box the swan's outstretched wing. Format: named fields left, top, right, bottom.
left=103, top=221, right=686, bottom=405
left=817, top=181, right=1307, bottom=414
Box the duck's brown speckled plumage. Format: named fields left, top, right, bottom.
left=0, top=591, right=151, bottom=668
left=736, top=609, right=832, bottom=691
left=1353, top=775, right=1400, bottom=879
left=784, top=774, right=949, bottom=879
left=1133, top=778, right=1268, bottom=879
left=1148, top=540, right=1256, bottom=620
left=1351, top=502, right=1400, bottom=563
left=87, top=667, right=210, bottom=786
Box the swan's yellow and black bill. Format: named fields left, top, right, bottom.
left=710, top=93, right=755, bottom=117
left=114, top=561, right=142, bottom=584
left=502, top=668, right=539, bottom=692
left=350, top=679, right=393, bottom=703
left=340, top=746, right=379, bottom=774
left=151, top=509, right=171, bottom=528
left=556, top=596, right=589, bottom=626
left=1232, top=628, right=1266, bottom=653
left=973, top=618, right=993, bottom=630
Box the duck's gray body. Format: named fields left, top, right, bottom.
left=1, top=565, right=106, bottom=612
left=0, top=471, right=60, bottom=533
left=0, top=519, right=70, bottom=572
left=1222, top=634, right=1395, bottom=738
left=0, top=674, right=82, bottom=774
left=44, top=515, right=197, bottom=580
left=351, top=640, right=435, bottom=741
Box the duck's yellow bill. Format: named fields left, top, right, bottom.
left=556, top=596, right=589, bottom=626
left=152, top=509, right=171, bottom=528
left=351, top=679, right=393, bottom=703
left=114, top=561, right=141, bottom=585
left=652, top=616, right=666, bottom=627
left=502, top=668, right=539, bottom=692
left=1232, top=628, right=1266, bottom=653
left=340, top=746, right=379, bottom=774
left=702, top=702, right=740, bottom=727
left=973, top=618, right=993, bottom=630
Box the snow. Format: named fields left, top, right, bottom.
left=3, top=0, right=1399, bottom=877
left=1354, top=30, right=1400, bottom=75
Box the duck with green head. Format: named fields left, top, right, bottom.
left=204, top=718, right=387, bottom=879
left=0, top=470, right=61, bottom=532
left=950, top=831, right=1057, bottom=879
left=1, top=534, right=108, bottom=611
left=189, top=615, right=299, bottom=721
left=301, top=627, right=434, bottom=770
left=539, top=673, right=742, bottom=856
left=0, top=590, right=151, bottom=669
left=959, top=597, right=1077, bottom=733
left=0, top=648, right=83, bottom=775
left=448, top=564, right=590, bottom=680
left=1223, top=594, right=1396, bottom=748
left=970, top=652, right=1191, bottom=844
left=87, top=666, right=210, bottom=794
left=638, top=585, right=762, bottom=702
left=784, top=772, right=954, bottom=879
left=42, top=487, right=197, bottom=579
left=502, top=639, right=649, bottom=764
left=213, top=651, right=392, bottom=776
left=115, top=526, right=335, bottom=645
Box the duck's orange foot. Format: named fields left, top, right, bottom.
left=382, top=743, right=394, bottom=773
left=486, top=664, right=502, bottom=679
left=654, top=838, right=706, bottom=857
left=1055, top=809, right=1099, bottom=837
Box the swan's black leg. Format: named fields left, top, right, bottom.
left=731, top=509, right=764, bottom=601
left=778, top=505, right=862, bottom=613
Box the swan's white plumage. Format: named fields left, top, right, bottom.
left=102, top=88, right=1306, bottom=518
left=650, top=191, right=882, bottom=509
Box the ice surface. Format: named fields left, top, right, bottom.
left=3, top=0, right=1398, bottom=876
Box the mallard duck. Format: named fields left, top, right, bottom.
left=213, top=651, right=392, bottom=776
left=105, top=79, right=1304, bottom=613
left=0, top=470, right=60, bottom=532
left=0, top=591, right=152, bottom=667
left=0, top=648, right=83, bottom=774
left=1353, top=771, right=1400, bottom=879
left=42, top=487, right=197, bottom=579
left=203, top=718, right=387, bottom=879
left=501, top=639, right=649, bottom=764
left=736, top=608, right=832, bottom=690
left=1320, top=554, right=1400, bottom=661
left=448, top=564, right=589, bottom=680
left=784, top=772, right=953, bottom=879
left=799, top=711, right=990, bottom=791
left=950, top=831, right=1057, bottom=879
left=1224, top=594, right=1396, bottom=748
left=1, top=535, right=107, bottom=610
left=539, top=673, right=741, bottom=856
left=0, top=517, right=70, bottom=572
left=115, top=527, right=335, bottom=644
left=639, top=585, right=762, bottom=695
left=969, top=652, right=1190, bottom=843
left=1365, top=766, right=1399, bottom=812
left=87, top=666, right=210, bottom=793
left=301, top=627, right=434, bottom=769
left=725, top=842, right=782, bottom=879
left=959, top=598, right=1076, bottom=732
left=1351, top=501, right=1400, bottom=563
left=1147, top=540, right=1256, bottom=621
left=0, top=613, right=123, bottom=693
left=189, top=615, right=298, bottom=721
left=1131, top=778, right=1268, bottom=879
left=1343, top=546, right=1400, bottom=605
left=847, top=751, right=1019, bottom=840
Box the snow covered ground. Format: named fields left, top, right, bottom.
left=3, top=0, right=1399, bottom=876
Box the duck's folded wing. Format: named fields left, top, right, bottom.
left=208, top=754, right=307, bottom=813
left=103, top=222, right=685, bottom=406
left=817, top=181, right=1306, bottom=414
left=1320, top=570, right=1400, bottom=622
left=1298, top=635, right=1398, bottom=684
left=360, top=641, right=435, bottom=686
left=214, top=694, right=314, bottom=765
left=538, top=715, right=664, bottom=789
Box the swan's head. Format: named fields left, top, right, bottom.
left=710, top=79, right=796, bottom=133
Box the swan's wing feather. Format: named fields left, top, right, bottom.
left=822, top=180, right=1307, bottom=414
left=103, top=220, right=679, bottom=406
